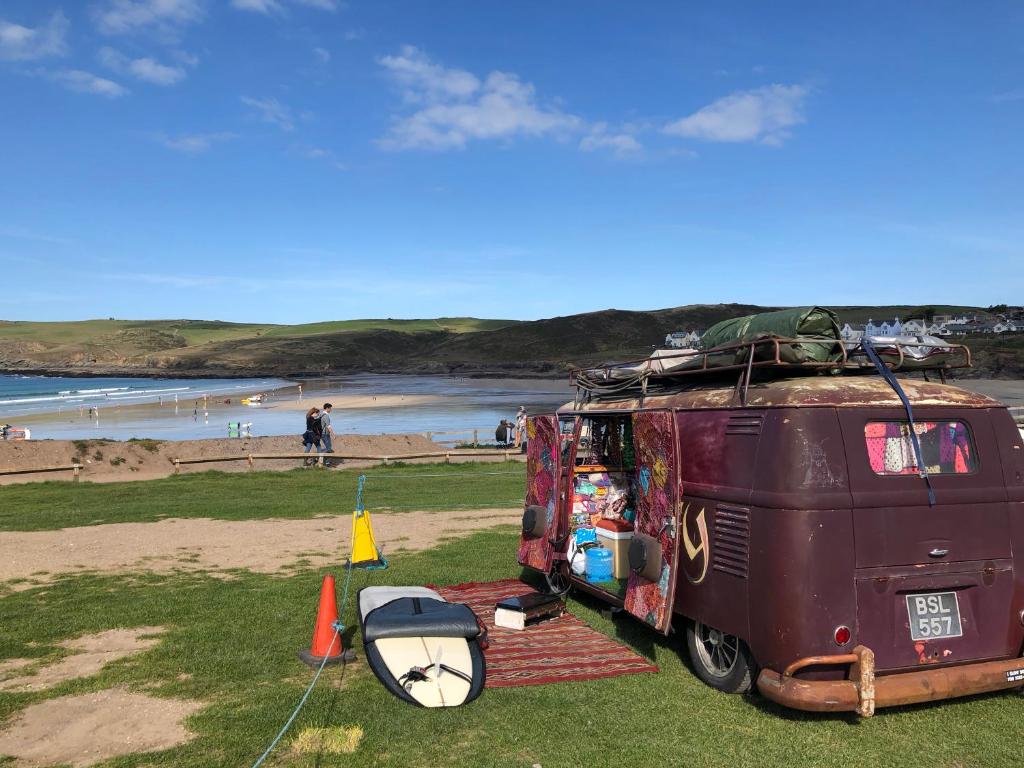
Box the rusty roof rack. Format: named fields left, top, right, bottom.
left=571, top=337, right=972, bottom=405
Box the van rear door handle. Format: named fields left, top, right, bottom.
left=929, top=548, right=949, bottom=558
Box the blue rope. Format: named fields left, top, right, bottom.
left=862, top=337, right=936, bottom=506
left=248, top=624, right=340, bottom=768
left=249, top=532, right=360, bottom=766
left=355, top=473, right=366, bottom=514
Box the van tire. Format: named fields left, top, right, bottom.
left=685, top=620, right=756, bottom=694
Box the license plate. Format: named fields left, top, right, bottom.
left=906, top=591, right=962, bottom=641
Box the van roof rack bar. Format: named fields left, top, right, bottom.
left=570, top=337, right=972, bottom=398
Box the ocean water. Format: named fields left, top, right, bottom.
left=0, top=373, right=573, bottom=442
left=0, top=375, right=290, bottom=418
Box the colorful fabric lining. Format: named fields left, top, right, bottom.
left=624, top=411, right=677, bottom=631
left=864, top=421, right=975, bottom=475
left=518, top=415, right=559, bottom=572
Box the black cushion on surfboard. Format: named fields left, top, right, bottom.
left=357, top=586, right=486, bottom=708
left=362, top=597, right=481, bottom=644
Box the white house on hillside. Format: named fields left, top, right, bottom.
left=665, top=331, right=702, bottom=348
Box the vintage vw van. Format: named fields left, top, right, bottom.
left=518, top=366, right=1024, bottom=716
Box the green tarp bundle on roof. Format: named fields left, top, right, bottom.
left=700, top=306, right=842, bottom=365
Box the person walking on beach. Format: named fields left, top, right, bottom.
left=319, top=403, right=335, bottom=453
left=302, top=407, right=322, bottom=464
left=514, top=406, right=527, bottom=449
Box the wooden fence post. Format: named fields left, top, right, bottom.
left=384, top=456, right=390, bottom=466
left=73, top=464, right=81, bottom=482
left=247, top=455, right=254, bottom=471
left=473, top=429, right=478, bottom=447
left=174, top=458, right=180, bottom=475
left=445, top=452, right=451, bottom=464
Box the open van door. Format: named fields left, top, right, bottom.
left=518, top=414, right=560, bottom=573
left=624, top=410, right=681, bottom=634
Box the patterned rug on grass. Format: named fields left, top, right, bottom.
left=434, top=578, right=659, bottom=688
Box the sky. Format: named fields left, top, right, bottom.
left=1, top=1, right=1022, bottom=324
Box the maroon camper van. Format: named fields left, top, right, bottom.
left=518, top=338, right=1024, bottom=716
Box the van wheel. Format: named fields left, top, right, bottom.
left=543, top=563, right=571, bottom=595
left=685, top=620, right=755, bottom=694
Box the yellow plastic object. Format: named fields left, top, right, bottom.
left=351, top=509, right=385, bottom=567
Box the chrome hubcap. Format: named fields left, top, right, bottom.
left=694, top=621, right=739, bottom=678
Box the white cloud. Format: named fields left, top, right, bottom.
left=343, top=28, right=365, bottom=41
left=664, top=84, right=808, bottom=145
left=172, top=49, right=199, bottom=67
left=232, top=0, right=338, bottom=13
left=313, top=46, right=330, bottom=63
left=158, top=131, right=236, bottom=153
left=232, top=0, right=283, bottom=12
left=99, top=46, right=186, bottom=85
left=0, top=11, right=68, bottom=62
left=298, top=145, right=346, bottom=170
left=379, top=45, right=480, bottom=103
left=579, top=124, right=642, bottom=156
left=241, top=96, right=295, bottom=131
left=51, top=69, right=127, bottom=98
left=294, top=0, right=339, bottom=10
left=94, top=0, right=204, bottom=35
left=378, top=46, right=580, bottom=151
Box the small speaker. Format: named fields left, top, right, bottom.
left=521, top=505, right=548, bottom=538
left=628, top=534, right=663, bottom=582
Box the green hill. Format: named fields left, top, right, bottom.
left=0, top=305, right=1020, bottom=378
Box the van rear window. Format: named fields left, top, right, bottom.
left=864, top=421, right=976, bottom=475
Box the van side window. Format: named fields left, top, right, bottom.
left=864, top=421, right=977, bottom=475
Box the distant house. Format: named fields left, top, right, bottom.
left=901, top=319, right=927, bottom=334
left=664, top=330, right=702, bottom=348
left=864, top=317, right=904, bottom=337
left=840, top=323, right=865, bottom=341
left=934, top=313, right=974, bottom=326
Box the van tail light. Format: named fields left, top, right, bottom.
left=834, top=625, right=852, bottom=646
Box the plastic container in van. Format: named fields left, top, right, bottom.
left=585, top=548, right=614, bottom=583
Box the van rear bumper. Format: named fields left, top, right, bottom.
left=757, top=646, right=1024, bottom=716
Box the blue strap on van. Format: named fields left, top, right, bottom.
left=861, top=338, right=936, bottom=506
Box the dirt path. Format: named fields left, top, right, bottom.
left=0, top=688, right=204, bottom=767
left=0, top=508, right=521, bottom=586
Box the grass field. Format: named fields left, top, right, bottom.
left=259, top=318, right=518, bottom=337
left=0, top=463, right=526, bottom=532
left=1, top=468, right=1022, bottom=767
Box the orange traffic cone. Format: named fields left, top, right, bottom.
left=297, top=574, right=356, bottom=667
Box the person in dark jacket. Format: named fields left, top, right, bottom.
left=302, top=407, right=322, bottom=464
left=495, top=420, right=509, bottom=447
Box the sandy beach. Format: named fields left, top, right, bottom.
left=272, top=393, right=441, bottom=410
left=2, top=374, right=572, bottom=442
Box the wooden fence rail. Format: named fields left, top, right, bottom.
left=172, top=450, right=521, bottom=473
left=424, top=428, right=486, bottom=445
left=0, top=464, right=82, bottom=480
